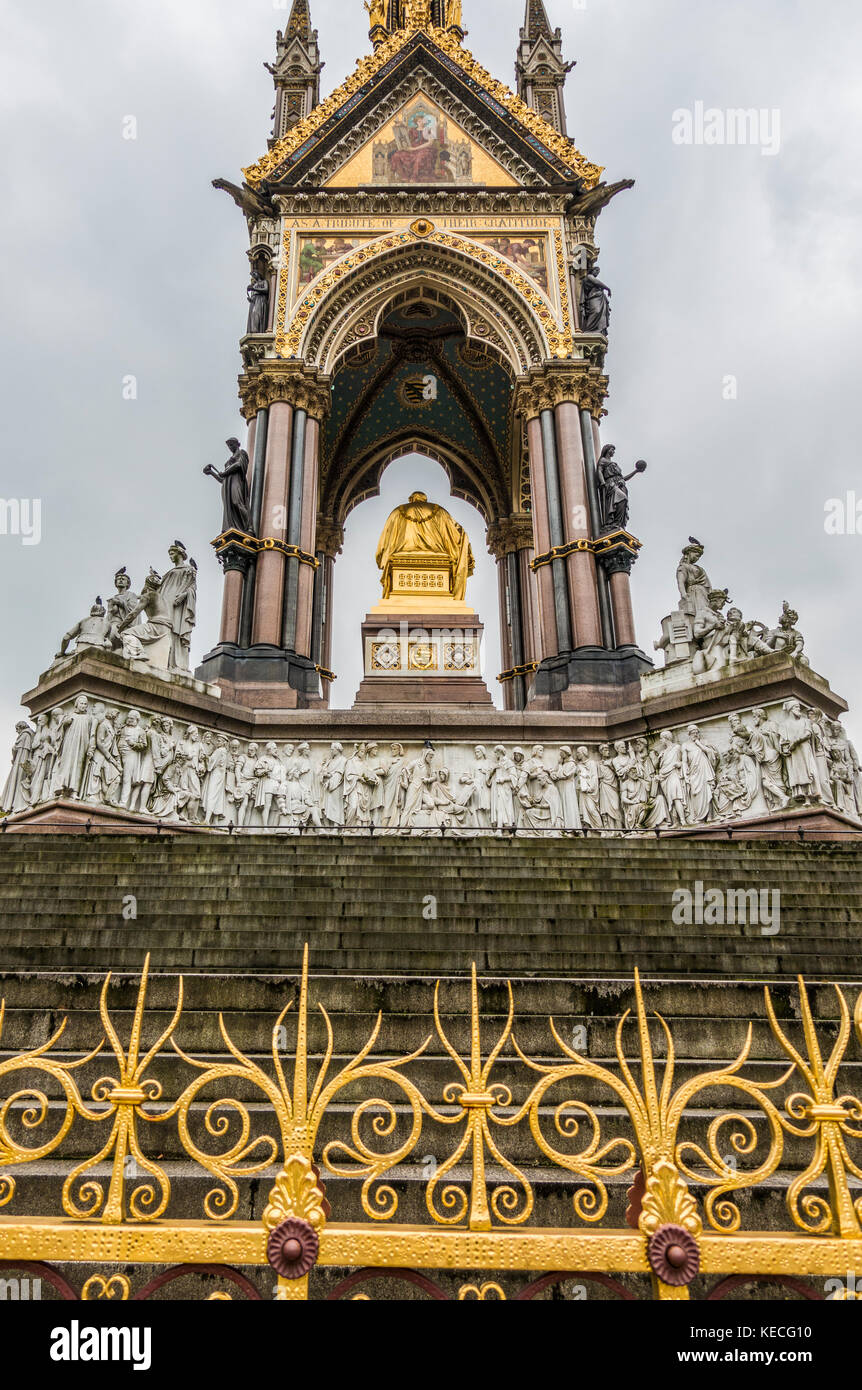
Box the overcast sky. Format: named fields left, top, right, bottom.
left=1, top=0, right=860, bottom=752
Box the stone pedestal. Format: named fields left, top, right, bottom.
left=353, top=610, right=493, bottom=706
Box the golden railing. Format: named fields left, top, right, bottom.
left=0, top=949, right=861, bottom=1301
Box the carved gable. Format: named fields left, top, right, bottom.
left=324, top=92, right=517, bottom=188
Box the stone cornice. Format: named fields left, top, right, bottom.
left=238, top=362, right=332, bottom=421
left=513, top=363, right=610, bottom=421
left=271, top=189, right=571, bottom=217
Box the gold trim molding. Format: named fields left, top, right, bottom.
left=242, top=28, right=602, bottom=191
left=531, top=530, right=643, bottom=571
left=281, top=223, right=572, bottom=361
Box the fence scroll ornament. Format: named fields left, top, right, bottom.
left=0, top=950, right=861, bottom=1299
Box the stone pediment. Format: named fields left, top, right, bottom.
left=243, top=28, right=601, bottom=191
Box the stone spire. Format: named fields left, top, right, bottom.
left=267, top=1, right=324, bottom=143
left=516, top=0, right=575, bottom=136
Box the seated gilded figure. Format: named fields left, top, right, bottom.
left=374, top=491, right=474, bottom=608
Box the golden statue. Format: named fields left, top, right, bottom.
left=374, top=491, right=474, bottom=609
left=447, top=0, right=463, bottom=28
left=364, top=0, right=387, bottom=29
left=404, top=0, right=433, bottom=29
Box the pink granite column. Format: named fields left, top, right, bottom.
left=251, top=401, right=293, bottom=647
left=526, top=415, right=559, bottom=661
left=609, top=568, right=638, bottom=647
left=517, top=548, right=541, bottom=665
left=294, top=416, right=320, bottom=659
left=555, top=400, right=602, bottom=648
left=219, top=570, right=244, bottom=645
left=497, top=556, right=514, bottom=711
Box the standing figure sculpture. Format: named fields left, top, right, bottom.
left=595, top=447, right=647, bottom=533
left=204, top=439, right=254, bottom=536
left=676, top=539, right=713, bottom=618
left=579, top=263, right=612, bottom=335
left=1, top=722, right=33, bottom=815
left=246, top=268, right=270, bottom=335
left=159, top=542, right=198, bottom=673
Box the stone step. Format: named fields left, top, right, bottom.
left=3, top=1160, right=844, bottom=1235
left=0, top=998, right=855, bottom=1058
left=0, top=946, right=854, bottom=978
left=1, top=1097, right=847, bottom=1171
left=2, top=971, right=850, bottom=1016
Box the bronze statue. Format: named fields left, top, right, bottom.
left=580, top=263, right=612, bottom=335
left=595, top=446, right=647, bottom=532
left=246, top=270, right=270, bottom=335
left=205, top=439, right=254, bottom=536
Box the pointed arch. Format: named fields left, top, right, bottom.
left=286, top=230, right=563, bottom=372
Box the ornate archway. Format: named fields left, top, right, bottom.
left=299, top=276, right=534, bottom=705
left=283, top=228, right=561, bottom=372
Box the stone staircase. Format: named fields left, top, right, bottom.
left=0, top=834, right=859, bottom=976
left=0, top=834, right=860, bottom=1294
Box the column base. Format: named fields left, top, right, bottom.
left=195, top=643, right=325, bottom=710
left=528, top=645, right=653, bottom=711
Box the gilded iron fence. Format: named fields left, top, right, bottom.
left=0, top=949, right=861, bottom=1301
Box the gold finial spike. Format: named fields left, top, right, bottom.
left=633, top=969, right=661, bottom=1133
left=292, top=944, right=311, bottom=1122
left=796, top=975, right=826, bottom=1086
left=470, top=962, right=482, bottom=1083
left=126, top=954, right=151, bottom=1080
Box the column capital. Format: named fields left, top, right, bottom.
left=315, top=517, right=344, bottom=559
left=238, top=362, right=332, bottom=422
left=487, top=516, right=535, bottom=560
left=513, top=364, right=609, bottom=422
left=596, top=530, right=643, bottom=576
left=212, top=531, right=257, bottom=576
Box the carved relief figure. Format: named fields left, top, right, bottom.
left=655, top=731, right=686, bottom=828
left=1, top=722, right=33, bottom=815
left=575, top=746, right=603, bottom=831
left=52, top=697, right=93, bottom=801
left=777, top=702, right=817, bottom=804
left=320, top=743, right=347, bottom=828
left=681, top=724, right=718, bottom=824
